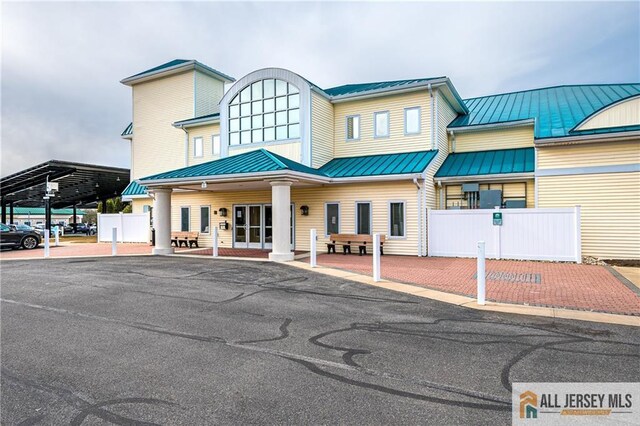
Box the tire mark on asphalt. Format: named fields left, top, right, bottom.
left=237, top=318, right=292, bottom=344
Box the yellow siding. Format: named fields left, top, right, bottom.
left=131, top=199, right=152, bottom=214
left=451, top=126, right=534, bottom=153
left=578, top=96, right=640, bottom=130
left=132, top=71, right=194, bottom=178
left=194, top=71, right=225, bottom=117
left=538, top=172, right=640, bottom=259
left=311, top=92, right=334, bottom=168
left=187, top=123, right=221, bottom=166
left=228, top=142, right=302, bottom=163
left=166, top=181, right=419, bottom=255
left=333, top=90, right=432, bottom=157
left=537, top=140, right=640, bottom=169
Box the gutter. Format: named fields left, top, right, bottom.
left=448, top=119, right=535, bottom=133
left=534, top=130, right=640, bottom=146
left=434, top=172, right=535, bottom=183
left=173, top=116, right=221, bottom=129
left=413, top=177, right=422, bottom=257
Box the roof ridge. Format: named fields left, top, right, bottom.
left=463, top=83, right=640, bottom=101
left=258, top=149, right=289, bottom=169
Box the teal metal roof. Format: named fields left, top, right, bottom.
left=121, top=180, right=148, bottom=197
left=449, top=84, right=640, bottom=139
left=139, top=148, right=437, bottom=183
left=319, top=150, right=437, bottom=177
left=126, top=59, right=191, bottom=79
left=324, top=77, right=445, bottom=97
left=173, top=113, right=220, bottom=127
left=122, top=59, right=235, bottom=84
left=11, top=207, right=87, bottom=215
left=435, top=148, right=535, bottom=178
left=121, top=122, right=133, bottom=137
left=140, top=149, right=323, bottom=181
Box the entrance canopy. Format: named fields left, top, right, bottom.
left=1, top=160, right=130, bottom=209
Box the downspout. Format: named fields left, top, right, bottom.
left=413, top=177, right=422, bottom=257
left=423, top=175, right=428, bottom=256
left=534, top=147, right=538, bottom=207
left=180, top=126, right=189, bottom=167
left=449, top=130, right=456, bottom=153
left=428, top=84, right=434, bottom=150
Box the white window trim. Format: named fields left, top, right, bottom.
left=345, top=115, right=361, bottom=141
left=200, top=205, right=210, bottom=234
left=193, top=137, right=203, bottom=158
left=355, top=201, right=372, bottom=235
left=324, top=202, right=341, bottom=237
left=374, top=111, right=390, bottom=139
left=180, top=206, right=191, bottom=232
left=388, top=200, right=407, bottom=239
left=212, top=134, right=221, bottom=156
left=404, top=106, right=421, bottom=136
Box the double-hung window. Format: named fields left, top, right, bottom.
left=404, top=107, right=421, bottom=135
left=356, top=202, right=371, bottom=235
left=200, top=206, right=210, bottom=234
left=374, top=111, right=389, bottom=138
left=193, top=137, right=203, bottom=157
left=325, top=203, right=340, bottom=236
left=346, top=115, right=360, bottom=141
left=180, top=207, right=190, bottom=232
left=389, top=202, right=405, bottom=238
left=212, top=135, right=220, bottom=156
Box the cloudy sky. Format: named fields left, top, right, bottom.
left=2, top=1, right=638, bottom=176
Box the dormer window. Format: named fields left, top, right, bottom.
left=228, top=79, right=300, bottom=145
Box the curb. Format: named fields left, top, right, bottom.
left=287, top=261, right=640, bottom=327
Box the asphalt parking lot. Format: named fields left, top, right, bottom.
left=1, top=257, right=639, bottom=424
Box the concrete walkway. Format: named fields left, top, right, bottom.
left=291, top=254, right=640, bottom=324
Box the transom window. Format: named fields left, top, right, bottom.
left=229, top=79, right=300, bottom=145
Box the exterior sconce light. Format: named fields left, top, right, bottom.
left=219, top=207, right=228, bottom=217
left=300, top=205, right=309, bottom=216
left=201, top=181, right=208, bottom=189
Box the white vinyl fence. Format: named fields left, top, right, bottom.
left=427, top=207, right=581, bottom=262
left=98, top=212, right=150, bottom=243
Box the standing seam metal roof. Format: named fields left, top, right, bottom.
left=435, top=148, right=535, bottom=177
left=324, top=77, right=446, bottom=97
left=449, top=84, right=640, bottom=138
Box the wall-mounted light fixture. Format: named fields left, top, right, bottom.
left=219, top=207, right=228, bottom=217
left=300, top=205, right=309, bottom=216
left=201, top=181, right=208, bottom=189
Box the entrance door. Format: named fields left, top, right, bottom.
left=234, top=206, right=248, bottom=248
left=234, top=204, right=294, bottom=250
left=247, top=205, right=262, bottom=249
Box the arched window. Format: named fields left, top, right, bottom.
left=228, top=79, right=300, bottom=145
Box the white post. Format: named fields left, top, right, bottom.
left=111, top=227, right=117, bottom=256
left=268, top=180, right=294, bottom=262
left=44, top=230, right=50, bottom=258
left=574, top=205, right=582, bottom=264
left=310, top=228, right=317, bottom=268
left=477, top=241, right=486, bottom=305
left=54, top=226, right=60, bottom=246
left=494, top=206, right=501, bottom=260
left=373, top=233, right=381, bottom=282
left=152, top=188, right=174, bottom=255
left=212, top=227, right=219, bottom=257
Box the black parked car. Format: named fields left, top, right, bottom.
left=0, top=223, right=41, bottom=250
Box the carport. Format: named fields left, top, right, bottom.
left=0, top=160, right=130, bottom=229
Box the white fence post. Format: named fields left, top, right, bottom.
left=477, top=241, right=486, bottom=305
left=44, top=230, right=50, bottom=258
left=494, top=206, right=501, bottom=260
left=54, top=226, right=60, bottom=247
left=212, top=227, right=219, bottom=257
left=373, top=233, right=381, bottom=282
left=310, top=229, right=317, bottom=268
left=426, top=208, right=432, bottom=257
left=575, top=205, right=582, bottom=264
left=111, top=227, right=117, bottom=256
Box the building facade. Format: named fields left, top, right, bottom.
left=120, top=59, right=640, bottom=260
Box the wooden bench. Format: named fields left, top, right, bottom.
left=171, top=231, right=200, bottom=248
left=327, top=233, right=385, bottom=256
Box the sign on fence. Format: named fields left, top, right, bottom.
left=427, top=207, right=581, bottom=263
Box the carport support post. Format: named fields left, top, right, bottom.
left=1, top=197, right=6, bottom=224
left=310, top=228, right=317, bottom=268
left=373, top=233, right=381, bottom=282
left=268, top=180, right=294, bottom=262
left=212, top=227, right=219, bottom=257
left=152, top=188, right=174, bottom=255
left=477, top=241, right=486, bottom=305
left=72, top=205, right=77, bottom=227
left=9, top=201, right=14, bottom=224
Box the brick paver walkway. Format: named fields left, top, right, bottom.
left=0, top=243, right=153, bottom=259
left=313, top=254, right=640, bottom=316
left=183, top=248, right=307, bottom=258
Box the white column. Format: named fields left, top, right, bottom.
left=373, top=233, right=381, bottom=282
left=310, top=228, right=317, bottom=268
left=268, top=180, right=294, bottom=262
left=152, top=188, right=174, bottom=255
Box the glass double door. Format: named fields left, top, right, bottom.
left=233, top=204, right=293, bottom=250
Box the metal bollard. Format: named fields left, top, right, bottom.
left=477, top=241, right=486, bottom=305
left=310, top=229, right=317, bottom=268
left=212, top=227, right=219, bottom=257
left=373, top=233, right=381, bottom=282
left=112, top=227, right=117, bottom=256
left=44, top=229, right=50, bottom=258
left=54, top=226, right=60, bottom=247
